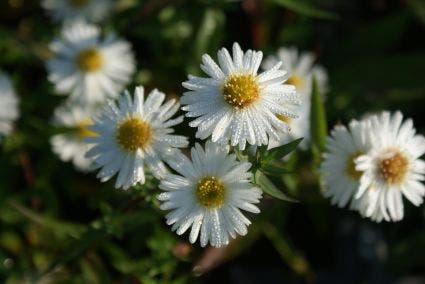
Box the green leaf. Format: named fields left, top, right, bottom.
left=195, top=9, right=224, bottom=54
left=34, top=209, right=157, bottom=281
left=80, top=258, right=103, bottom=284
left=188, top=8, right=225, bottom=74
left=261, top=160, right=292, bottom=177
left=8, top=200, right=85, bottom=239
left=271, top=0, right=339, bottom=20
left=310, top=76, right=327, bottom=154
left=233, top=146, right=247, bottom=162
left=254, top=170, right=298, bottom=202
left=262, top=138, right=303, bottom=164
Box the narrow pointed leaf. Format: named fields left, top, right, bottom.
left=188, top=9, right=225, bottom=74
left=261, top=160, right=292, bottom=177
left=263, top=138, right=303, bottom=164
left=254, top=170, right=298, bottom=202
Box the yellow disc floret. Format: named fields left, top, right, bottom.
left=116, top=117, right=152, bottom=152
left=69, top=0, right=89, bottom=7
left=76, top=48, right=103, bottom=72
left=76, top=120, right=97, bottom=139
left=196, top=176, right=226, bottom=208
left=378, top=151, right=408, bottom=185
left=222, top=74, right=260, bottom=109
left=286, top=75, right=305, bottom=90
left=346, top=151, right=364, bottom=180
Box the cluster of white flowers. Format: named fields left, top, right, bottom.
left=43, top=2, right=136, bottom=172
left=40, top=1, right=300, bottom=246
left=84, top=42, right=299, bottom=247
left=321, top=111, right=425, bottom=222
left=4, top=1, right=417, bottom=248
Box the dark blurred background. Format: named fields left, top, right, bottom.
left=0, top=0, right=424, bottom=283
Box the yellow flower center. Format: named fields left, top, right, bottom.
left=277, top=114, right=292, bottom=124
left=76, top=120, right=97, bottom=139
left=378, top=151, right=408, bottom=185
left=116, top=117, right=152, bottom=152
left=76, top=48, right=103, bottom=72
left=195, top=176, right=226, bottom=208
left=222, top=74, right=260, bottom=109
left=68, top=0, right=89, bottom=7
left=346, top=151, right=364, bottom=180
left=286, top=75, right=305, bottom=90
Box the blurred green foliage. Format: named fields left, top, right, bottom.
left=0, top=0, right=424, bottom=283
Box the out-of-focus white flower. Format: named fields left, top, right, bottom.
left=0, top=72, right=19, bottom=140
left=355, top=111, right=425, bottom=222
left=158, top=140, right=262, bottom=247
left=264, top=47, right=328, bottom=149
left=42, top=0, right=113, bottom=23
left=47, top=20, right=135, bottom=104
left=85, top=86, right=189, bottom=190
left=50, top=103, right=98, bottom=172
left=181, top=42, right=300, bottom=150
left=321, top=111, right=425, bottom=223
left=320, top=119, right=371, bottom=208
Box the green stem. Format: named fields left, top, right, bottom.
left=261, top=222, right=315, bottom=282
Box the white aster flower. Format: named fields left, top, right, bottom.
left=47, top=20, right=135, bottom=104
left=158, top=140, right=262, bottom=247
left=0, top=72, right=19, bottom=139
left=50, top=103, right=98, bottom=172
left=320, top=119, right=371, bottom=208
left=354, top=111, right=425, bottom=222
left=85, top=86, right=189, bottom=190
left=181, top=42, right=300, bottom=150
left=42, top=0, right=113, bottom=23
left=263, top=47, right=328, bottom=149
